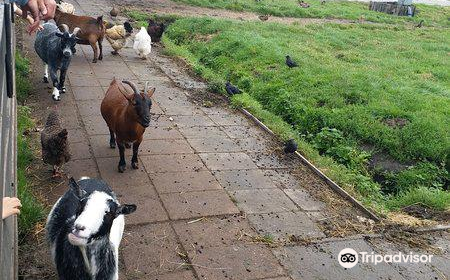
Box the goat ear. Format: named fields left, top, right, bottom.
left=69, top=177, right=86, bottom=199
left=147, top=88, right=156, bottom=98
left=116, top=204, right=137, bottom=216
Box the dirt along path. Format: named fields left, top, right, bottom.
left=18, top=0, right=450, bottom=279
left=112, top=0, right=361, bottom=25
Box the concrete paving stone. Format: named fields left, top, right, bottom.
left=259, top=277, right=292, bottom=280
left=209, top=114, right=252, bottom=126
left=70, top=141, right=92, bottom=160
left=173, top=215, right=255, bottom=249
left=234, top=137, right=272, bottom=152
left=144, top=126, right=184, bottom=140
left=163, top=105, right=205, bottom=116
left=121, top=223, right=185, bottom=277
left=139, top=139, right=194, bottom=155
left=76, top=99, right=102, bottom=116
left=115, top=184, right=168, bottom=225
left=192, top=244, right=285, bottom=280
left=199, top=153, right=258, bottom=171
left=151, top=101, right=165, bottom=115
left=97, top=78, right=115, bottom=87
left=171, top=115, right=216, bottom=127
left=149, top=270, right=197, bottom=280
left=97, top=157, right=151, bottom=188
left=89, top=135, right=118, bottom=158
left=72, top=86, right=105, bottom=100
left=368, top=238, right=447, bottom=280
left=231, top=189, right=298, bottom=214
left=68, top=66, right=93, bottom=76
left=248, top=152, right=291, bottom=169
left=160, top=190, right=239, bottom=220
left=220, top=125, right=266, bottom=139
left=141, top=154, right=206, bottom=173
left=273, top=239, right=405, bottom=280
left=150, top=115, right=177, bottom=128
left=186, top=137, right=242, bottom=153
left=247, top=212, right=325, bottom=240
left=65, top=158, right=100, bottom=179
left=151, top=171, right=222, bottom=193
left=199, top=106, right=231, bottom=115
left=178, top=126, right=228, bottom=139
left=156, top=94, right=192, bottom=108
left=68, top=75, right=101, bottom=87
left=213, top=169, right=277, bottom=191
left=67, top=128, right=87, bottom=144
left=283, top=189, right=326, bottom=212
left=83, top=116, right=110, bottom=135
left=263, top=170, right=302, bottom=189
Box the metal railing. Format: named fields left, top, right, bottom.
left=0, top=1, right=18, bottom=280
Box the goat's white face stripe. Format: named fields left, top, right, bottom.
left=75, top=191, right=114, bottom=239
left=62, top=45, right=72, bottom=57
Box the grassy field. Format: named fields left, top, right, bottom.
left=171, top=0, right=450, bottom=26
left=158, top=16, right=449, bottom=212
left=16, top=52, right=45, bottom=240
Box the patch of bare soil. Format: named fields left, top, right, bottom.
left=115, top=0, right=359, bottom=26
left=383, top=117, right=409, bottom=128
left=402, top=203, right=450, bottom=222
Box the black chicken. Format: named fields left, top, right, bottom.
left=41, top=110, right=71, bottom=177
left=147, top=19, right=166, bottom=43
left=286, top=55, right=298, bottom=68
left=225, top=81, right=241, bottom=95
left=416, top=20, right=424, bottom=28
left=284, top=139, right=298, bottom=154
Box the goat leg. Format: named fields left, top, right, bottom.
left=131, top=140, right=141, bottom=169
left=59, top=68, right=67, bottom=93
left=117, top=142, right=126, bottom=173
left=109, top=129, right=116, bottom=149
left=90, top=40, right=98, bottom=63
left=43, top=63, right=49, bottom=83
left=50, top=67, right=61, bottom=101
left=98, top=38, right=103, bottom=61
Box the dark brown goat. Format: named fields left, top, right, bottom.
left=101, top=78, right=155, bottom=173
left=54, top=9, right=105, bottom=63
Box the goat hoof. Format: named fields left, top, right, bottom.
left=52, top=95, right=61, bottom=102
left=61, top=87, right=66, bottom=93
left=111, top=51, right=118, bottom=55
left=99, top=56, right=103, bottom=60
left=43, top=77, right=49, bottom=83
left=124, top=143, right=131, bottom=149
left=92, top=59, right=97, bottom=63
left=118, top=165, right=126, bottom=173
left=131, top=162, right=139, bottom=169
left=110, top=142, right=116, bottom=149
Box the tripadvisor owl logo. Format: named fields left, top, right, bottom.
left=338, top=248, right=359, bottom=268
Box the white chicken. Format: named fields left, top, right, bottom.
left=56, top=2, right=75, bottom=14
left=133, top=27, right=152, bottom=59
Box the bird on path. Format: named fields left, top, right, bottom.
left=225, top=81, right=241, bottom=95
left=110, top=5, right=119, bottom=17
left=416, top=20, right=424, bottom=28
left=284, top=139, right=298, bottom=154
left=259, top=15, right=270, bottom=21
left=285, top=55, right=298, bottom=68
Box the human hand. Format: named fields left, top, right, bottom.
left=21, top=0, right=56, bottom=34
left=2, top=197, right=21, bottom=219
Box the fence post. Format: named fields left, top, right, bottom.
left=0, top=1, right=18, bottom=279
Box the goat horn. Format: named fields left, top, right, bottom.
left=122, top=80, right=139, bottom=95
left=59, top=24, right=69, bottom=32
left=143, top=81, right=149, bottom=97
left=72, top=27, right=81, bottom=36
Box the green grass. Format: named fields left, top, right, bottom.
left=16, top=52, right=45, bottom=240
left=171, top=0, right=449, bottom=27
left=161, top=17, right=449, bottom=212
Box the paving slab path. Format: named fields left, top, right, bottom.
left=21, top=0, right=449, bottom=279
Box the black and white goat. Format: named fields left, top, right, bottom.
left=46, top=177, right=136, bottom=280
left=34, top=23, right=80, bottom=101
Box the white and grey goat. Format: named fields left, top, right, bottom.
left=34, top=23, right=80, bottom=101
left=46, top=177, right=136, bottom=280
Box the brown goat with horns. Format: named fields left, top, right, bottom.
left=54, top=9, right=105, bottom=63
left=101, top=78, right=155, bottom=172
